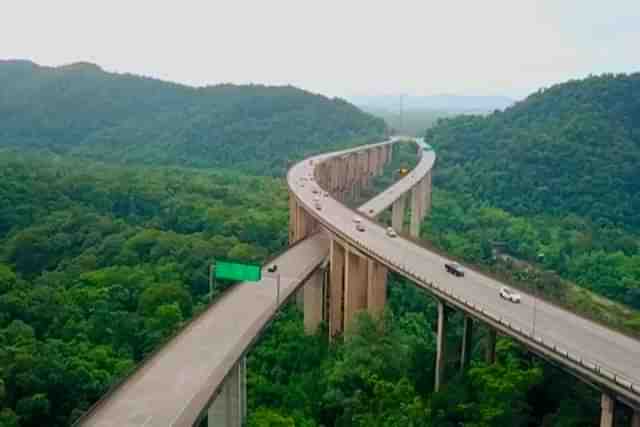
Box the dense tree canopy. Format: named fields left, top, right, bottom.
left=0, top=60, right=385, bottom=175
left=426, top=73, right=640, bottom=231
left=0, top=153, right=290, bottom=426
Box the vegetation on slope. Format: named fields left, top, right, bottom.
left=427, top=73, right=640, bottom=231
left=422, top=73, right=640, bottom=322
left=0, top=60, right=385, bottom=175
left=246, top=279, right=603, bottom=427
left=0, top=153, right=288, bottom=426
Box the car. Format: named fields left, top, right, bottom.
left=356, top=223, right=366, bottom=232
left=323, top=192, right=329, bottom=197
left=267, top=264, right=278, bottom=273
left=369, top=208, right=374, bottom=214
left=315, top=202, right=322, bottom=210
left=353, top=216, right=362, bottom=224
left=444, top=262, right=465, bottom=277
left=312, top=188, right=319, bottom=194
left=499, top=287, right=521, bottom=303
left=386, top=227, right=397, bottom=237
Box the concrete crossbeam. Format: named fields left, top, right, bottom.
left=208, top=358, right=245, bottom=427
left=600, top=394, right=615, bottom=427
left=435, top=300, right=448, bottom=391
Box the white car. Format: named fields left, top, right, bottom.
left=499, top=286, right=521, bottom=303
left=315, top=202, right=322, bottom=210
left=386, top=227, right=397, bottom=238
left=356, top=223, right=366, bottom=232
left=353, top=216, right=362, bottom=224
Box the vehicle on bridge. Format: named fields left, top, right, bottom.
left=386, top=227, right=397, bottom=237
left=356, top=223, right=365, bottom=232
left=499, top=286, right=521, bottom=303
left=444, top=262, right=465, bottom=277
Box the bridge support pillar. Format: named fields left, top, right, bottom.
left=296, top=287, right=304, bottom=310
left=391, top=195, right=405, bottom=232
left=410, top=185, right=421, bottom=237
left=424, top=171, right=432, bottom=217
left=288, top=192, right=317, bottom=245
left=600, top=394, right=615, bottom=427
left=367, top=259, right=387, bottom=319
left=208, top=357, right=246, bottom=427
left=344, top=249, right=368, bottom=333
left=327, top=240, right=388, bottom=339
left=460, top=315, right=473, bottom=372
left=485, top=329, right=496, bottom=364
left=304, top=268, right=325, bottom=334
left=329, top=240, right=346, bottom=338
left=435, top=300, right=448, bottom=392
left=631, top=411, right=640, bottom=427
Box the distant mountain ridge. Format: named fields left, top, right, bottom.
left=427, top=72, right=640, bottom=230
left=349, top=94, right=515, bottom=113
left=0, top=60, right=385, bottom=175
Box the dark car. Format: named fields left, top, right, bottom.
left=445, top=262, right=464, bottom=277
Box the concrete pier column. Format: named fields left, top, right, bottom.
left=420, top=178, right=428, bottom=221
left=391, top=195, right=405, bottom=231
left=208, top=358, right=245, bottom=427
left=288, top=191, right=298, bottom=244
left=435, top=300, right=448, bottom=391
left=410, top=185, right=421, bottom=237
left=366, top=259, right=387, bottom=319
left=344, top=249, right=368, bottom=332
left=424, top=171, right=432, bottom=217
left=329, top=240, right=346, bottom=338
left=485, top=329, right=497, bottom=364
left=304, top=268, right=325, bottom=334
left=460, top=316, right=473, bottom=372
left=376, top=146, right=385, bottom=176
left=600, top=394, right=615, bottom=427
left=295, top=287, right=304, bottom=310
left=631, top=411, right=640, bottom=427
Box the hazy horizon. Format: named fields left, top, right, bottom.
left=2, top=1, right=639, bottom=100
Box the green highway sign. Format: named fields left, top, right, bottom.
left=215, top=260, right=262, bottom=282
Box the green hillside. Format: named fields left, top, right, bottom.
left=427, top=73, right=640, bottom=231
left=0, top=60, right=385, bottom=175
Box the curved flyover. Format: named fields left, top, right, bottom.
left=287, top=136, right=640, bottom=413
left=76, top=136, right=640, bottom=427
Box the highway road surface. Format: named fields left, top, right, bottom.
left=77, top=233, right=328, bottom=427
left=289, top=137, right=640, bottom=406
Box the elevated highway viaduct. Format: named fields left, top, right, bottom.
left=76, top=137, right=640, bottom=427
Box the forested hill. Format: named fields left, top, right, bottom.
left=427, top=73, right=640, bottom=231
left=0, top=60, right=385, bottom=175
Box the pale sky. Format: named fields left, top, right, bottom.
left=2, top=0, right=639, bottom=99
